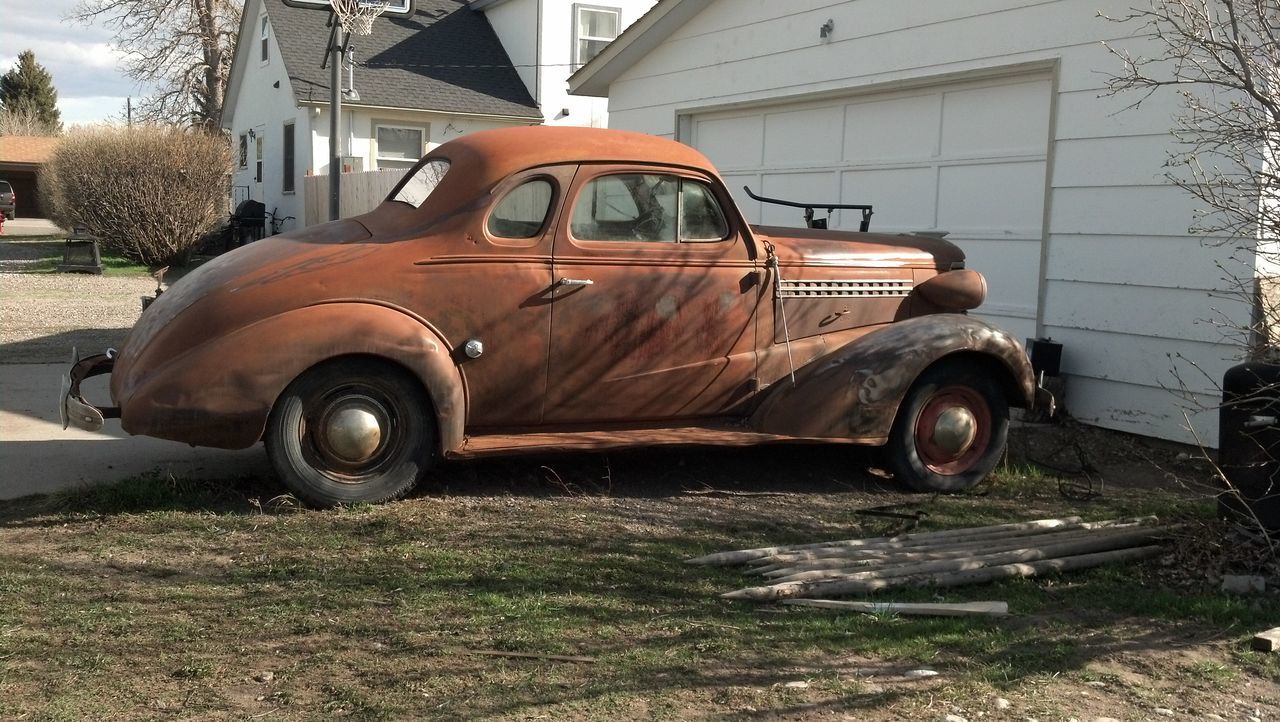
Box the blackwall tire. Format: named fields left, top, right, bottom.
left=886, top=361, right=1009, bottom=493
left=265, top=359, right=433, bottom=507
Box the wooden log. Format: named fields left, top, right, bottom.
left=1249, top=629, right=1280, bottom=650
left=721, top=545, right=1165, bottom=601
left=761, top=519, right=1159, bottom=565
left=761, top=523, right=1163, bottom=577
left=1252, top=628, right=1280, bottom=652
left=766, top=527, right=1171, bottom=584
left=684, top=516, right=1085, bottom=565
left=782, top=599, right=1009, bottom=617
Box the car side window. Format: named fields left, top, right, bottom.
left=488, top=179, right=554, bottom=239
left=680, top=180, right=729, bottom=242
left=571, top=173, right=677, bottom=242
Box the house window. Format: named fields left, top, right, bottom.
left=573, top=5, right=621, bottom=66
left=255, top=134, right=263, bottom=183
left=260, top=15, right=270, bottom=63
left=238, top=133, right=248, bottom=169
left=374, top=124, right=425, bottom=171
left=282, top=122, right=295, bottom=193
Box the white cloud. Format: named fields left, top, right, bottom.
left=0, top=0, right=151, bottom=123
left=59, top=96, right=130, bottom=127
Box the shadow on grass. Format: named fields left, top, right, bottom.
left=0, top=443, right=910, bottom=522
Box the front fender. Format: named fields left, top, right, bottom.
left=749, top=315, right=1034, bottom=441
left=118, top=302, right=466, bottom=451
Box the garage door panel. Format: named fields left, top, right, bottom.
left=843, top=93, right=941, bottom=164
left=764, top=106, right=844, bottom=166
left=720, top=172, right=763, bottom=224
left=839, top=167, right=935, bottom=232
left=937, top=161, right=1046, bottom=235
left=761, top=172, right=837, bottom=226
left=689, top=72, right=1050, bottom=340
left=696, top=115, right=763, bottom=170
left=941, top=80, right=1051, bottom=157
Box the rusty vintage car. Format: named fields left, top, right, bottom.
left=62, top=126, right=1048, bottom=507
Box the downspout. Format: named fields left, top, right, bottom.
left=535, top=0, right=542, bottom=107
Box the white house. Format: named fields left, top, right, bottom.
left=474, top=0, right=658, bottom=128
left=568, top=0, right=1256, bottom=444
left=221, top=0, right=656, bottom=229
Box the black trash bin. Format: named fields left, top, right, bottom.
left=1219, top=361, right=1280, bottom=530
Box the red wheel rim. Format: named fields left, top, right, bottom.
left=914, top=385, right=992, bottom=475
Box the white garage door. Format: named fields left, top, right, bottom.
left=687, top=73, right=1052, bottom=340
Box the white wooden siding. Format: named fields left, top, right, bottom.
left=601, top=0, right=1254, bottom=443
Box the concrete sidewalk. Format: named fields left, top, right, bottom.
left=0, top=363, right=270, bottom=500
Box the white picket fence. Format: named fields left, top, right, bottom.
left=303, top=169, right=402, bottom=227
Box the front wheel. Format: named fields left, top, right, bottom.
left=265, top=359, right=434, bottom=507
left=885, top=361, right=1009, bottom=493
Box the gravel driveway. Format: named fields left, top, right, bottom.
left=0, top=238, right=156, bottom=363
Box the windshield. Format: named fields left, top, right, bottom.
left=390, top=158, right=449, bottom=208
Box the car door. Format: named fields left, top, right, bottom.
left=545, top=165, right=760, bottom=423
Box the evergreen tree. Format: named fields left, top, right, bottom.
left=0, top=51, right=62, bottom=133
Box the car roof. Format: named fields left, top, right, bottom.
left=426, top=126, right=720, bottom=182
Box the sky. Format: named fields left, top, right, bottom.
left=1, top=0, right=147, bottom=126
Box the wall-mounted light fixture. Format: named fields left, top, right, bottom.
left=248, top=129, right=256, bottom=139
left=819, top=18, right=834, bottom=40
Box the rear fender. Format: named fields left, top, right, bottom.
left=749, top=314, right=1034, bottom=441
left=119, top=302, right=465, bottom=451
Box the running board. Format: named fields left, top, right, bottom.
left=450, top=425, right=876, bottom=459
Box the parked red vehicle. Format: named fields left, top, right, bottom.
left=63, top=126, right=1050, bottom=506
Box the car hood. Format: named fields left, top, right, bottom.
left=751, top=225, right=965, bottom=270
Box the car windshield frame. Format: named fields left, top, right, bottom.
left=387, top=158, right=450, bottom=209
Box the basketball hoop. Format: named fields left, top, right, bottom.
left=331, top=0, right=388, bottom=35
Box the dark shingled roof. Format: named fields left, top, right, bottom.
left=266, top=0, right=541, bottom=119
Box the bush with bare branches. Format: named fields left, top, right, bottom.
left=1105, top=0, right=1280, bottom=353
left=40, top=126, right=231, bottom=267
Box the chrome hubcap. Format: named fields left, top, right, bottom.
left=932, top=406, right=977, bottom=457
left=323, top=403, right=384, bottom=462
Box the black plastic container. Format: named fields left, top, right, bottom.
left=1219, top=361, right=1280, bottom=530
left=1025, top=337, right=1062, bottom=377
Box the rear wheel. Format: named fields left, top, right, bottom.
left=265, top=359, right=433, bottom=507
left=885, top=361, right=1008, bottom=492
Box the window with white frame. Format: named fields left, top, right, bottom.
left=260, top=15, right=270, bottom=63
left=374, top=124, right=426, bottom=171
left=282, top=122, right=295, bottom=193
left=573, top=5, right=621, bottom=67
left=238, top=133, right=248, bottom=169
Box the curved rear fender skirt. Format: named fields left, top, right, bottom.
left=748, top=315, right=1034, bottom=441
left=118, top=303, right=465, bottom=451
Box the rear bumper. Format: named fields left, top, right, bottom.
left=60, top=349, right=120, bottom=432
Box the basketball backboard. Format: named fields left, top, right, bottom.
left=282, top=0, right=415, bottom=17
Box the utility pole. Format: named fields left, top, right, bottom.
left=328, top=33, right=344, bottom=221
left=126, top=97, right=132, bottom=127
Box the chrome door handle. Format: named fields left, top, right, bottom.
left=557, top=277, right=594, bottom=287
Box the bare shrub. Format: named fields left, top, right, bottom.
left=0, top=107, right=58, bottom=136
left=40, top=126, right=231, bottom=267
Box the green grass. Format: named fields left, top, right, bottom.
left=1, top=454, right=1276, bottom=720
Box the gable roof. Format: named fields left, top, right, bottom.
left=0, top=136, right=58, bottom=167
left=235, top=0, right=541, bottom=121
left=568, top=0, right=712, bottom=97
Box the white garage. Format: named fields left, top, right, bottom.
left=688, top=73, right=1052, bottom=340
left=570, top=0, right=1257, bottom=444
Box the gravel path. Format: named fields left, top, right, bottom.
left=0, top=239, right=155, bottom=363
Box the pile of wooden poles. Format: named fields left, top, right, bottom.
left=687, top=516, right=1171, bottom=603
